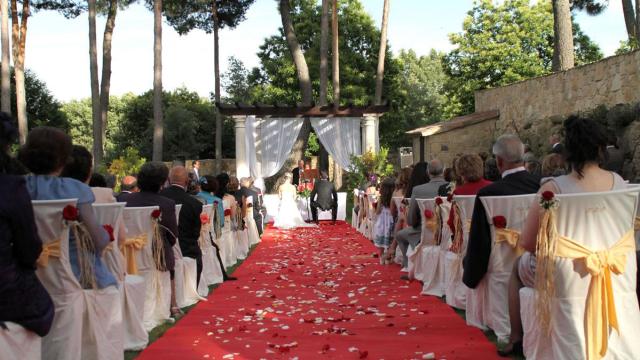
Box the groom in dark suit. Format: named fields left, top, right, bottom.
left=310, top=171, right=338, bottom=224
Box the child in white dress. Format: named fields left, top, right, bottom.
left=373, top=178, right=395, bottom=264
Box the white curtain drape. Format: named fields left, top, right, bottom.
left=245, top=116, right=304, bottom=189
left=311, top=117, right=362, bottom=169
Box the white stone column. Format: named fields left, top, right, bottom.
left=233, top=115, right=250, bottom=178
left=362, top=114, right=378, bottom=153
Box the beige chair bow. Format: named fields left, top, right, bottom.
left=36, top=240, right=61, bottom=267
left=495, top=228, right=524, bottom=255
left=120, top=234, right=147, bottom=275
left=634, top=217, right=640, bottom=231
left=555, top=230, right=635, bottom=360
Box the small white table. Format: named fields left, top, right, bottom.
left=263, top=192, right=347, bottom=222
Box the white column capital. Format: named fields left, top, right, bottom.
left=233, top=115, right=247, bottom=128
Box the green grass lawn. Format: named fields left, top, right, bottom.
left=124, top=245, right=256, bottom=360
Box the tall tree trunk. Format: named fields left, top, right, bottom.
left=551, top=0, right=574, bottom=72
left=99, top=0, right=118, bottom=163
left=374, top=0, right=390, bottom=105
left=152, top=0, right=163, bottom=161
left=331, top=0, right=339, bottom=108
left=88, top=0, right=102, bottom=165
left=277, top=0, right=312, bottom=191
left=319, top=0, right=329, bottom=105
left=1, top=0, right=10, bottom=114
left=213, top=1, right=222, bottom=172
left=635, top=0, right=640, bottom=43
left=622, top=0, right=637, bottom=43
left=11, top=0, right=28, bottom=144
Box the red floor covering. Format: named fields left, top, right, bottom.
left=138, top=222, right=501, bottom=360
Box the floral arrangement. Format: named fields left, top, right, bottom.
left=492, top=215, right=507, bottom=229
left=539, top=191, right=559, bottom=210
left=424, top=209, right=434, bottom=219
left=346, top=148, right=395, bottom=194
left=102, top=224, right=115, bottom=242
left=63, top=205, right=79, bottom=222
left=151, top=209, right=162, bottom=220
left=297, top=183, right=313, bottom=198
left=200, top=213, right=210, bottom=225
left=435, top=197, right=443, bottom=206
left=446, top=194, right=453, bottom=203
left=224, top=209, right=232, bottom=217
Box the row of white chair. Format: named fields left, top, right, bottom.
left=353, top=187, right=640, bottom=359
left=2, top=196, right=261, bottom=360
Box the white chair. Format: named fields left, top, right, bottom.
left=464, top=194, right=535, bottom=341
left=245, top=195, right=261, bottom=247
left=94, top=202, right=148, bottom=351
left=33, top=199, right=121, bottom=360
left=352, top=190, right=361, bottom=229
left=365, top=194, right=378, bottom=240
left=444, top=195, right=475, bottom=310
left=628, top=184, right=640, bottom=247
left=172, top=204, right=203, bottom=308
left=122, top=206, right=171, bottom=332
left=0, top=321, right=41, bottom=360
left=197, top=205, right=223, bottom=297
left=415, top=198, right=446, bottom=297
left=220, top=199, right=237, bottom=268
left=520, top=189, right=640, bottom=360
left=391, top=197, right=409, bottom=265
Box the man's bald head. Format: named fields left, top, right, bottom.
left=427, top=159, right=444, bottom=177
left=121, top=175, right=139, bottom=192
left=169, top=166, right=189, bottom=187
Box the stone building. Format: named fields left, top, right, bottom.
left=407, top=50, right=640, bottom=180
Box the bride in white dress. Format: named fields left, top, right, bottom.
left=273, top=172, right=316, bottom=229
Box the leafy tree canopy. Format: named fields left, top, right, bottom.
left=442, top=0, right=603, bottom=117
left=163, top=0, right=255, bottom=35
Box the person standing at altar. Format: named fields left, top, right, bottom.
left=310, top=171, right=338, bottom=224
left=190, top=160, right=201, bottom=183
left=292, top=159, right=305, bottom=186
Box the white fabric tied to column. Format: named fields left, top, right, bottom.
left=311, top=117, right=362, bottom=169
left=245, top=116, right=305, bottom=185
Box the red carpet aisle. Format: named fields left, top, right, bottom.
left=138, top=222, right=501, bottom=360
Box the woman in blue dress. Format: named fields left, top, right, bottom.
left=18, top=127, right=117, bottom=290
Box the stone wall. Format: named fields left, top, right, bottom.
left=422, top=119, right=498, bottom=167
left=416, top=50, right=640, bottom=179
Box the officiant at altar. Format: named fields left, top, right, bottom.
left=292, top=160, right=305, bottom=186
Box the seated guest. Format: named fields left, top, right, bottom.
left=463, top=135, right=540, bottom=291
left=395, top=159, right=447, bottom=274
left=523, top=152, right=541, bottom=177
left=549, top=133, right=564, bottom=154
left=447, top=154, right=492, bottom=235
left=0, top=115, right=54, bottom=337
left=116, top=175, right=139, bottom=202
left=63, top=147, right=115, bottom=204
left=484, top=158, right=501, bottom=182
left=249, top=178, right=265, bottom=235
left=439, top=156, right=462, bottom=196
left=499, top=116, right=622, bottom=357
left=19, top=128, right=117, bottom=290
left=603, top=130, right=624, bottom=175
left=159, top=166, right=204, bottom=286
left=385, top=167, right=413, bottom=262
left=541, top=153, right=566, bottom=178
left=123, top=162, right=182, bottom=318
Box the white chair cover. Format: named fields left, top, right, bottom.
left=122, top=206, right=171, bottom=332
left=235, top=226, right=249, bottom=261
left=415, top=198, right=445, bottom=297
left=437, top=199, right=452, bottom=296
left=392, top=197, right=409, bottom=266
left=472, top=194, right=535, bottom=342
left=352, top=190, right=361, bottom=229
left=520, top=189, right=640, bottom=360
left=245, top=195, right=261, bottom=247
left=197, top=205, right=223, bottom=297
left=33, top=199, right=122, bottom=360
left=220, top=199, right=237, bottom=268
left=0, top=322, right=41, bottom=360
left=173, top=204, right=204, bottom=308
left=444, top=195, right=475, bottom=310
left=365, top=194, right=378, bottom=241
left=629, top=184, right=640, bottom=247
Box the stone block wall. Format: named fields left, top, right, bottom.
left=419, top=50, right=640, bottom=179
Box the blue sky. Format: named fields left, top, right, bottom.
left=23, top=0, right=627, bottom=102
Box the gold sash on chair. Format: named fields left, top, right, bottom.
left=495, top=228, right=524, bottom=255
left=37, top=240, right=61, bottom=267
left=554, top=230, right=635, bottom=360
left=120, top=234, right=147, bottom=275
left=634, top=217, right=640, bottom=232
left=450, top=203, right=464, bottom=253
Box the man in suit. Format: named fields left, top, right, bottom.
left=549, top=133, right=564, bottom=154
left=309, top=171, right=338, bottom=224
left=292, top=159, right=305, bottom=186
left=463, top=134, right=541, bottom=289
left=116, top=175, right=139, bottom=202
left=190, top=160, right=201, bottom=183
left=159, top=166, right=204, bottom=286
left=395, top=159, right=448, bottom=273
left=123, top=162, right=182, bottom=318
left=247, top=178, right=265, bottom=235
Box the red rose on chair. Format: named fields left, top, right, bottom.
left=102, top=224, right=115, bottom=242
left=224, top=209, right=231, bottom=217
left=446, top=194, right=453, bottom=202
left=424, top=209, right=434, bottom=219
left=62, top=205, right=79, bottom=221
left=542, top=191, right=555, bottom=201
left=493, top=216, right=507, bottom=229
left=151, top=209, right=161, bottom=219
left=435, top=197, right=443, bottom=206
left=200, top=213, right=210, bottom=225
